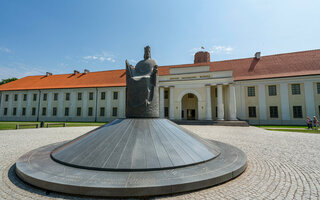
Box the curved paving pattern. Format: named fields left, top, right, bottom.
left=1, top=126, right=320, bottom=199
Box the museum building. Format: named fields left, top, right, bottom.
left=0, top=49, right=320, bottom=125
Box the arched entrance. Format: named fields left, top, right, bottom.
left=181, top=93, right=198, bottom=120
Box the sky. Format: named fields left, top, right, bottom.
left=0, top=0, right=320, bottom=80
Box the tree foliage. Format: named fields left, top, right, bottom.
left=0, top=77, right=18, bottom=85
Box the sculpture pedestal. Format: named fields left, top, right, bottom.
left=16, top=119, right=246, bottom=197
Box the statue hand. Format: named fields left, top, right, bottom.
left=152, top=65, right=158, bottom=74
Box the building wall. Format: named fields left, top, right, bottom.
left=0, top=74, right=319, bottom=125
left=0, top=87, right=125, bottom=122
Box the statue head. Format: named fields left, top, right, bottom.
left=144, top=46, right=151, bottom=60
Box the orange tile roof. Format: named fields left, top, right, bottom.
left=1, top=49, right=320, bottom=91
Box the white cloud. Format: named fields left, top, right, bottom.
left=189, top=45, right=234, bottom=55
left=128, top=59, right=137, bottom=64
left=83, top=52, right=116, bottom=63
left=0, top=63, right=46, bottom=80
left=0, top=47, right=11, bottom=53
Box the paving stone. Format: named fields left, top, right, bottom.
left=0, top=126, right=320, bottom=199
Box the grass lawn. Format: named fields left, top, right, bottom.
left=0, top=121, right=106, bottom=130
left=265, top=128, right=320, bottom=134
left=255, top=125, right=320, bottom=134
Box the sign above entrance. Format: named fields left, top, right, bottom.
left=170, top=65, right=210, bottom=75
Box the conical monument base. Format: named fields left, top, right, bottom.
left=15, top=119, right=247, bottom=197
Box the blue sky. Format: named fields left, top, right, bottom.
left=0, top=0, right=320, bottom=79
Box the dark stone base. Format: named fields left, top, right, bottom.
left=15, top=139, right=247, bottom=197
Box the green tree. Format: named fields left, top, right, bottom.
left=0, top=77, right=18, bottom=85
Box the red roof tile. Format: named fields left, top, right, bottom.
left=1, top=49, right=320, bottom=91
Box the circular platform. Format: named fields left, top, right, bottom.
left=15, top=119, right=247, bottom=197
left=16, top=141, right=246, bottom=197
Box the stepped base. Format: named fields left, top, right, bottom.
left=15, top=119, right=247, bottom=197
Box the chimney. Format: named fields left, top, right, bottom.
left=74, top=70, right=80, bottom=75
left=194, top=51, right=210, bottom=64
left=255, top=52, right=261, bottom=60
left=84, top=69, right=90, bottom=74
left=46, top=72, right=52, bottom=76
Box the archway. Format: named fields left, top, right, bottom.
left=181, top=93, right=198, bottom=120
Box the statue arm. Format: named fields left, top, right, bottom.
left=126, top=60, right=134, bottom=78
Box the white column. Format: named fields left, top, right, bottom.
left=0, top=93, right=3, bottom=116
left=169, top=87, right=174, bottom=119
left=82, top=91, right=88, bottom=118
left=304, top=81, right=315, bottom=117
left=17, top=93, right=22, bottom=118
left=70, top=91, right=76, bottom=118
left=58, top=91, right=64, bottom=118
left=217, top=85, right=224, bottom=120
left=8, top=93, right=12, bottom=117
left=280, top=83, right=290, bottom=120
left=119, top=89, right=125, bottom=118
left=240, top=85, right=246, bottom=119
left=47, top=92, right=52, bottom=117
left=258, top=84, right=267, bottom=120
left=26, top=91, right=32, bottom=116
left=206, top=85, right=212, bottom=120
left=229, top=84, right=237, bottom=120
left=159, top=87, right=164, bottom=118
left=106, top=90, right=111, bottom=119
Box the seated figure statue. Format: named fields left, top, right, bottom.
left=125, top=46, right=159, bottom=118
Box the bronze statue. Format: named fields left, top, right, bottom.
left=125, top=46, right=159, bottom=118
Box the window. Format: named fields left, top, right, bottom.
left=101, top=92, right=106, bottom=100
left=269, top=106, right=278, bottom=118
left=78, top=92, right=82, bottom=101
left=14, top=94, right=18, bottom=101
left=23, top=94, right=27, bottom=101
left=317, top=83, right=320, bottom=94
left=188, top=93, right=195, bottom=98
left=164, top=91, right=169, bottom=99
left=247, top=87, right=255, bottom=97
left=32, top=107, right=36, bottom=116
left=4, top=108, right=8, bottom=116
left=76, top=107, right=81, bottom=116
left=293, top=106, right=303, bottom=118
left=43, top=93, right=47, bottom=101
left=54, top=93, right=58, bottom=101
left=268, top=85, right=277, bottom=96
left=22, top=107, right=26, bottom=116
left=88, top=107, right=93, bottom=116
left=248, top=107, right=256, bottom=118
left=89, top=92, right=94, bottom=100
left=65, top=93, right=70, bottom=101
left=112, top=107, right=118, bottom=116
left=164, top=107, right=169, bottom=117
left=33, top=94, right=37, bottom=101
left=291, top=84, right=301, bottom=95
left=52, top=107, right=57, bottom=116
left=5, top=94, right=9, bottom=101
left=65, top=107, right=69, bottom=116
left=42, top=107, right=47, bottom=116
left=100, top=107, right=105, bottom=116
left=12, top=107, right=17, bottom=116
left=113, top=91, right=118, bottom=100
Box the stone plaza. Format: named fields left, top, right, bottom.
left=0, top=126, right=319, bottom=199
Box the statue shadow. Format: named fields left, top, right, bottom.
left=7, top=164, right=141, bottom=200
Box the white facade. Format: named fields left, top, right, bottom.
left=0, top=66, right=320, bottom=125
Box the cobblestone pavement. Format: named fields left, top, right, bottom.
left=0, top=126, right=319, bottom=200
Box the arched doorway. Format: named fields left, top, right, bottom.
left=181, top=93, right=198, bottom=120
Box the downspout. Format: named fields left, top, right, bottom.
left=37, top=90, right=41, bottom=122
left=95, top=88, right=98, bottom=122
